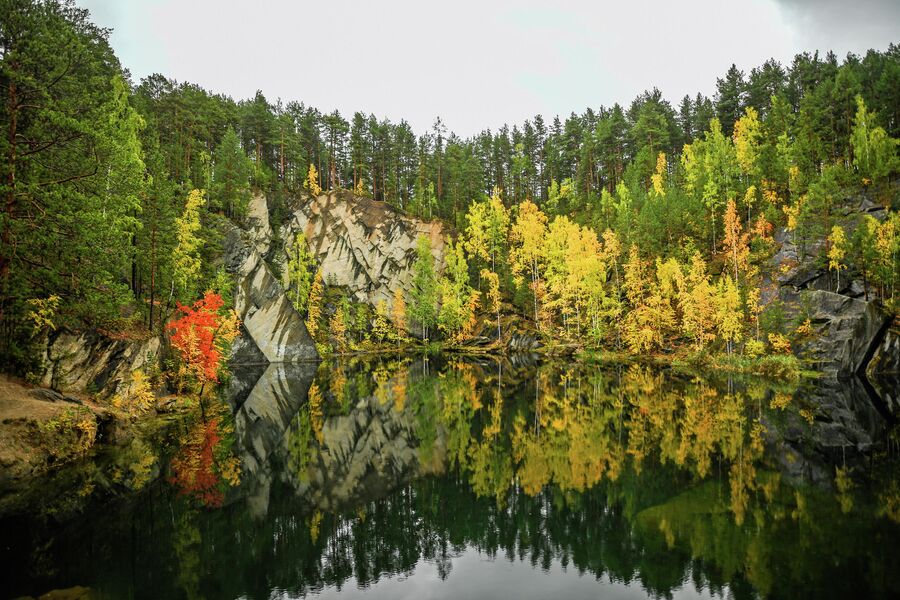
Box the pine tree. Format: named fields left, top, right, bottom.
left=716, top=64, right=746, bottom=136
left=0, top=1, right=145, bottom=353
left=211, top=127, right=252, bottom=219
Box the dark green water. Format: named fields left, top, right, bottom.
left=2, top=356, right=899, bottom=599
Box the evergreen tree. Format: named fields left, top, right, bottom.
left=716, top=64, right=747, bottom=136
left=211, top=127, right=252, bottom=219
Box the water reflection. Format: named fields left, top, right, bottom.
left=3, top=356, right=900, bottom=599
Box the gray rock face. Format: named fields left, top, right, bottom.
left=245, top=191, right=273, bottom=256
left=224, top=225, right=319, bottom=363
left=868, top=322, right=900, bottom=376
left=764, top=193, right=896, bottom=378
left=794, top=291, right=890, bottom=375
left=281, top=191, right=445, bottom=311
left=40, top=331, right=161, bottom=397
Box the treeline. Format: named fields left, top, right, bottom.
left=130, top=45, right=900, bottom=233
left=1, top=0, right=899, bottom=372
left=295, top=88, right=900, bottom=359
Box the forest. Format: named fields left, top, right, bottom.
left=3, top=3, right=900, bottom=598
left=1, top=0, right=899, bottom=379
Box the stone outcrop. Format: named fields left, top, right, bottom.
left=868, top=320, right=900, bottom=376
left=224, top=224, right=318, bottom=363
left=764, top=192, right=895, bottom=377
left=282, top=190, right=445, bottom=310
left=40, top=331, right=161, bottom=397
left=245, top=191, right=273, bottom=256
left=794, top=290, right=891, bottom=375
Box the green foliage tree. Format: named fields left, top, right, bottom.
left=850, top=95, right=899, bottom=188
left=211, top=127, right=252, bottom=219
left=286, top=233, right=316, bottom=316
left=409, top=235, right=438, bottom=339
left=173, top=190, right=206, bottom=301
left=438, top=240, right=476, bottom=339
left=1, top=0, right=145, bottom=367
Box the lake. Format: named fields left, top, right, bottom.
left=2, top=355, right=899, bottom=599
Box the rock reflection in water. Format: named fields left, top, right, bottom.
left=2, top=356, right=900, bottom=600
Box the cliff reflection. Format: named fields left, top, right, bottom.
left=202, top=355, right=900, bottom=599
left=10, top=356, right=897, bottom=600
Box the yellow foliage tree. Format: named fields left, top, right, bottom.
left=481, top=269, right=501, bottom=340
left=329, top=309, right=348, bottom=353
left=828, top=225, right=847, bottom=292
left=371, top=299, right=392, bottom=343
left=679, top=253, right=717, bottom=350
left=650, top=152, right=666, bottom=197
left=622, top=244, right=645, bottom=307
left=733, top=106, right=761, bottom=178
left=173, top=189, right=206, bottom=298
left=715, top=276, right=743, bottom=355
left=391, top=288, right=407, bottom=343
left=305, top=271, right=324, bottom=341
left=722, top=198, right=749, bottom=282
left=509, top=199, right=548, bottom=324
left=305, top=164, right=322, bottom=196
left=621, top=253, right=677, bottom=353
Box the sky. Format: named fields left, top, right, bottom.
left=78, top=0, right=899, bottom=137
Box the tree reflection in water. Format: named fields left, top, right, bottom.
left=3, top=356, right=899, bottom=600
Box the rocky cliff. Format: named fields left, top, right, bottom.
left=766, top=194, right=895, bottom=377
left=281, top=190, right=446, bottom=310
left=38, top=192, right=318, bottom=397
left=40, top=331, right=161, bottom=397
left=224, top=223, right=318, bottom=363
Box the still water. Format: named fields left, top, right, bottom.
left=2, top=356, right=899, bottom=599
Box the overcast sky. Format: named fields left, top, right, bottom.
left=77, top=0, right=899, bottom=137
